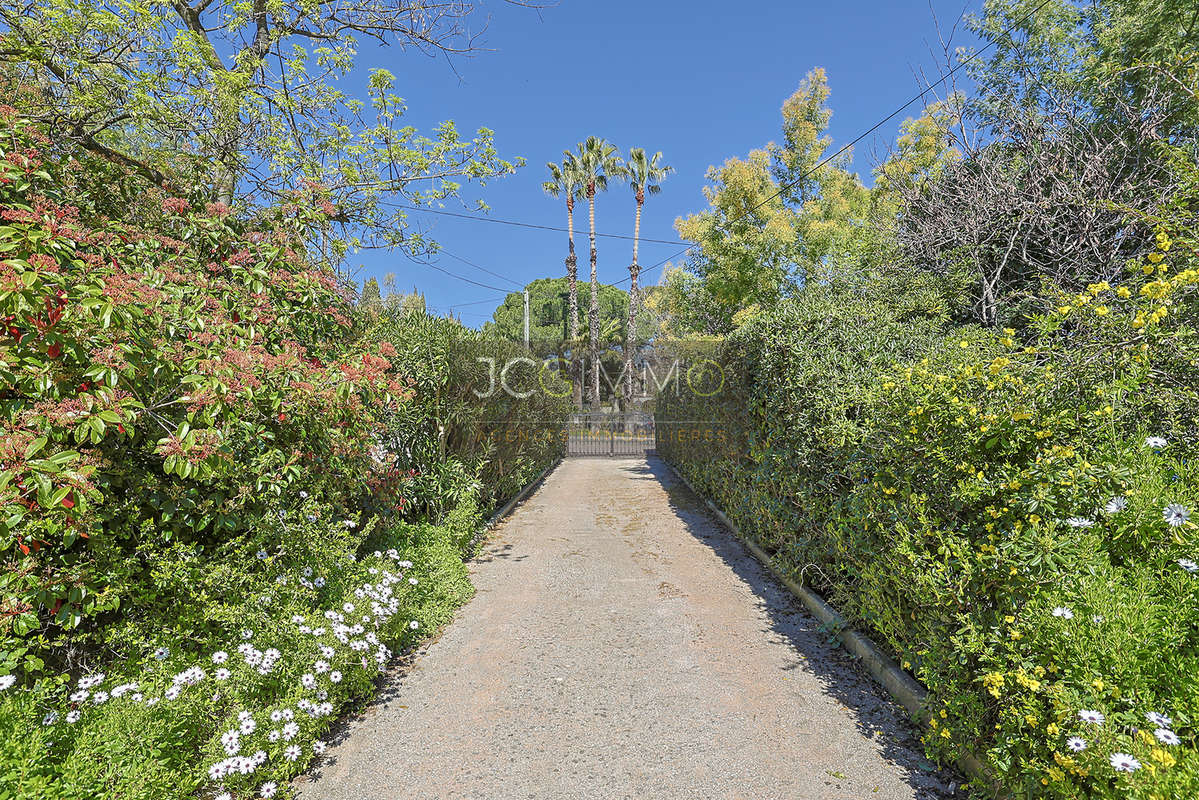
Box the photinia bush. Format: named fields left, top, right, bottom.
left=0, top=112, right=407, bottom=677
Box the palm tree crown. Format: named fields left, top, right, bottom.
left=575, top=136, right=625, bottom=196
left=542, top=155, right=584, bottom=206
left=626, top=148, right=673, bottom=202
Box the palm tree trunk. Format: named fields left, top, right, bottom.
left=566, top=201, right=582, bottom=409
left=587, top=190, right=600, bottom=411
left=624, top=197, right=643, bottom=409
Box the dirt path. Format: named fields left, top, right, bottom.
left=297, top=457, right=960, bottom=800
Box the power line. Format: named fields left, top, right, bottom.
left=412, top=257, right=512, bottom=293
left=436, top=246, right=523, bottom=288
left=611, top=0, right=1056, bottom=287
left=388, top=202, right=685, bottom=246
left=448, top=295, right=508, bottom=309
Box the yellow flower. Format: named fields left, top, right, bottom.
left=1094, top=305, right=1109, bottom=316
left=1151, top=748, right=1176, bottom=768
left=1117, top=286, right=1131, bottom=298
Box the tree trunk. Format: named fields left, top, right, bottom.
left=566, top=200, right=582, bottom=409
left=624, top=196, right=643, bottom=409
left=588, top=190, right=600, bottom=411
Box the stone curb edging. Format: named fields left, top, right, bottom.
left=484, top=457, right=562, bottom=530
left=662, top=458, right=1002, bottom=797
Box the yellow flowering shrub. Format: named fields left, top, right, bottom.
left=659, top=180, right=1199, bottom=798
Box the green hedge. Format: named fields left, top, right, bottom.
left=0, top=112, right=565, bottom=798
left=658, top=227, right=1199, bottom=798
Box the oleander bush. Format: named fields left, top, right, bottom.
left=658, top=165, right=1199, bottom=798
left=0, top=111, right=562, bottom=798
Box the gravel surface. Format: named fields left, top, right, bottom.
left=296, top=456, right=962, bottom=800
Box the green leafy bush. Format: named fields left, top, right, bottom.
left=368, top=310, right=568, bottom=526
left=658, top=179, right=1199, bottom=798
left=0, top=111, right=564, bottom=798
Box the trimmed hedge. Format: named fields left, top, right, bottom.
left=658, top=224, right=1199, bottom=798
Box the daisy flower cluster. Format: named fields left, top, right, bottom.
left=5, top=543, right=427, bottom=799
left=1041, top=436, right=1196, bottom=780
left=1067, top=709, right=1185, bottom=776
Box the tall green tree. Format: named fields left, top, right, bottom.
left=623, top=148, right=672, bottom=406
left=0, top=0, right=523, bottom=261
left=360, top=277, right=384, bottom=316
left=575, top=136, right=625, bottom=409
left=543, top=154, right=586, bottom=407
left=673, top=149, right=797, bottom=332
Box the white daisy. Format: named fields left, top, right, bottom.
left=153, top=646, right=169, bottom=660
left=1110, top=753, right=1140, bottom=773
left=1105, top=497, right=1128, bottom=514
left=1147, top=711, right=1173, bottom=727
left=284, top=744, right=301, bottom=761
left=1155, top=729, right=1180, bottom=745
left=260, top=782, right=278, bottom=798
left=42, top=712, right=59, bottom=725
left=1052, top=607, right=1074, bottom=619
left=1145, top=435, right=1167, bottom=449
left=1066, top=737, right=1086, bottom=752
left=282, top=722, right=299, bottom=740
left=256, top=549, right=268, bottom=560
left=239, top=716, right=257, bottom=735
left=1066, top=517, right=1094, bottom=529
left=240, top=629, right=253, bottom=639
left=313, top=740, right=327, bottom=754
left=1178, top=559, right=1198, bottom=574
left=66, top=710, right=81, bottom=723
left=1078, top=709, right=1105, bottom=725
left=1164, top=504, right=1190, bottom=527
left=301, top=673, right=317, bottom=690
left=0, top=675, right=15, bottom=691
left=409, top=620, right=420, bottom=630
left=215, top=668, right=231, bottom=681
left=212, top=651, right=228, bottom=664
left=329, top=671, right=342, bottom=684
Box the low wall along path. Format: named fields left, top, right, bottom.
left=297, top=457, right=961, bottom=799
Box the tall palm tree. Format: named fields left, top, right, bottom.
left=543, top=155, right=586, bottom=408
left=575, top=136, right=624, bottom=410
left=623, top=148, right=673, bottom=408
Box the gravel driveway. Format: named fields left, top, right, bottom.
left=296, top=456, right=961, bottom=800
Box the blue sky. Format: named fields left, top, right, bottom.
left=352, top=0, right=982, bottom=324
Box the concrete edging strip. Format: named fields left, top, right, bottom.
left=662, top=458, right=1000, bottom=796
left=484, top=457, right=561, bottom=530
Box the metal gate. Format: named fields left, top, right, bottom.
left=567, top=412, right=655, bottom=457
